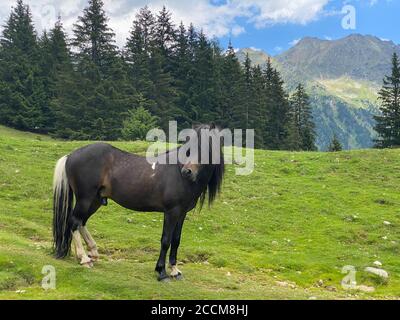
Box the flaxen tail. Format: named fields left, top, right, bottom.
left=52, top=156, right=74, bottom=258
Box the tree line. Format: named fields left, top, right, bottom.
left=0, top=0, right=316, bottom=150
left=374, top=52, right=400, bottom=148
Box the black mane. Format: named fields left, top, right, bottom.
left=193, top=124, right=225, bottom=209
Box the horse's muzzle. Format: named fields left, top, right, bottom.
left=181, top=167, right=192, bottom=179
left=181, top=168, right=196, bottom=181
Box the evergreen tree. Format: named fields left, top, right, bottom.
left=54, top=0, right=135, bottom=139
left=125, top=7, right=155, bottom=99
left=374, top=52, right=400, bottom=148
left=263, top=58, right=290, bottom=150
left=250, top=65, right=266, bottom=148
left=0, top=0, right=46, bottom=131
left=121, top=96, right=159, bottom=141
left=189, top=31, right=217, bottom=123
left=148, top=7, right=179, bottom=129
left=38, top=17, right=73, bottom=132
left=286, top=119, right=302, bottom=151
left=171, top=22, right=193, bottom=128
left=72, top=0, right=117, bottom=73
left=287, top=84, right=316, bottom=151
left=328, top=134, right=343, bottom=152
left=243, top=54, right=252, bottom=129
left=154, top=6, right=176, bottom=59
left=223, top=42, right=246, bottom=129
left=125, top=6, right=179, bottom=131
left=237, top=55, right=267, bottom=147
left=148, top=47, right=178, bottom=129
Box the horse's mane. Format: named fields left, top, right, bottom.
left=194, top=124, right=225, bottom=210
left=160, top=124, right=225, bottom=209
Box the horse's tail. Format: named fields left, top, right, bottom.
left=52, top=155, right=74, bottom=258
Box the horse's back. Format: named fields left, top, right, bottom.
left=69, top=142, right=115, bottom=158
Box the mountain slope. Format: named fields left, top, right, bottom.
left=237, top=34, right=399, bottom=150
left=276, top=34, right=400, bottom=84
left=236, top=47, right=271, bottom=67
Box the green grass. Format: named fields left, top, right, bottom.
left=317, top=77, right=379, bottom=109
left=1, top=125, right=400, bottom=300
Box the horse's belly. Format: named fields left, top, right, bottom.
left=112, top=196, right=164, bottom=212
left=109, top=182, right=165, bottom=212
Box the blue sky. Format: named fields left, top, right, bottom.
left=0, top=0, right=398, bottom=54
left=218, top=0, right=400, bottom=55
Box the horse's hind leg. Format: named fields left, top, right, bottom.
left=70, top=199, right=95, bottom=267
left=79, top=197, right=102, bottom=262
left=80, top=226, right=99, bottom=261
left=72, top=228, right=92, bottom=268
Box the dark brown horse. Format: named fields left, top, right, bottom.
left=52, top=124, right=224, bottom=281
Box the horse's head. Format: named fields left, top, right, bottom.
left=180, top=123, right=225, bottom=208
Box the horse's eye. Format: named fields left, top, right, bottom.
left=186, top=150, right=190, bottom=157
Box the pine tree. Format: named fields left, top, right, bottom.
left=171, top=22, right=193, bottom=128
left=241, top=53, right=252, bottom=129
left=148, top=47, right=178, bottom=130
left=223, top=42, right=246, bottom=130
left=189, top=31, right=217, bottom=123
left=287, top=84, right=316, bottom=151
left=38, top=17, right=73, bottom=132
left=374, top=52, right=400, bottom=148
left=154, top=6, right=176, bottom=59
left=286, top=120, right=302, bottom=151
left=0, top=0, right=46, bottom=131
left=121, top=96, right=159, bottom=141
left=250, top=65, right=267, bottom=148
left=54, top=0, right=135, bottom=140
left=125, top=7, right=155, bottom=98
left=328, top=134, right=343, bottom=152
left=262, top=58, right=290, bottom=150
left=72, top=0, right=117, bottom=73
left=125, top=6, right=179, bottom=131
left=149, top=7, right=179, bottom=129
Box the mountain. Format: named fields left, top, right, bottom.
left=276, top=34, right=400, bottom=84
left=237, top=34, right=400, bottom=150
left=236, top=47, right=270, bottom=67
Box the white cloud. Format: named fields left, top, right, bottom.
left=369, top=0, right=378, bottom=6
left=236, top=0, right=331, bottom=28
left=289, top=38, right=300, bottom=46
left=0, top=0, right=332, bottom=46
left=231, top=25, right=246, bottom=37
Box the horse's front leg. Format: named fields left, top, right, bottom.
left=169, top=212, right=187, bottom=280
left=155, top=208, right=181, bottom=281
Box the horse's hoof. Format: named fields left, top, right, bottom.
left=88, top=255, right=99, bottom=262
left=158, top=274, right=170, bottom=282
left=80, top=258, right=94, bottom=268
left=81, top=261, right=93, bottom=268
left=171, top=273, right=183, bottom=281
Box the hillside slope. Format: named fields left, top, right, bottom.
left=1, top=126, right=400, bottom=299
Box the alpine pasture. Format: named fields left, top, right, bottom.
left=1, top=125, right=400, bottom=299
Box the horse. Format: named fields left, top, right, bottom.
left=52, top=124, right=224, bottom=281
